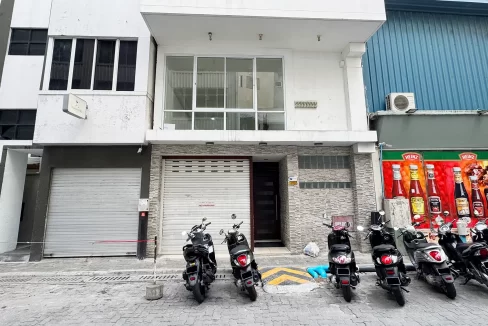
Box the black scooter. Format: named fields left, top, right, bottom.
left=324, top=221, right=359, bottom=302
left=436, top=211, right=488, bottom=288
left=358, top=211, right=410, bottom=306
left=182, top=217, right=217, bottom=303
left=220, top=214, right=261, bottom=301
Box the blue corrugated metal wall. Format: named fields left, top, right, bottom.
left=363, top=10, right=488, bottom=112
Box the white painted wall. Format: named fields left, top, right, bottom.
left=141, top=0, right=386, bottom=21
left=155, top=45, right=354, bottom=132
left=287, top=51, right=348, bottom=131
left=34, top=93, right=149, bottom=145
left=11, top=0, right=51, bottom=28
left=49, top=0, right=149, bottom=38
left=0, top=150, right=28, bottom=253
left=0, top=56, right=44, bottom=109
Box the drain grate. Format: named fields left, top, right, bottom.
left=87, top=276, right=131, bottom=282
left=0, top=277, right=32, bottom=283
left=39, top=277, right=83, bottom=283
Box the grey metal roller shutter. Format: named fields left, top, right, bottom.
left=44, top=168, right=141, bottom=257
left=161, top=159, right=251, bottom=256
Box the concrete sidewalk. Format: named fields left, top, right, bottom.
left=0, top=252, right=378, bottom=277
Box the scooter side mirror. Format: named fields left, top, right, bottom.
left=435, top=216, right=444, bottom=226
left=443, top=211, right=450, bottom=217
left=219, top=229, right=225, bottom=235
left=202, top=217, right=207, bottom=222
left=379, top=210, right=385, bottom=216
left=356, top=226, right=364, bottom=232
left=413, top=215, right=421, bottom=220
left=231, top=214, right=236, bottom=219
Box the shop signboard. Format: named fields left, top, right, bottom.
left=382, top=151, right=488, bottom=229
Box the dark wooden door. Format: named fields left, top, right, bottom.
left=253, top=162, right=280, bottom=241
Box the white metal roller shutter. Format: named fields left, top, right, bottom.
left=161, top=159, right=251, bottom=256
left=44, top=168, right=141, bottom=257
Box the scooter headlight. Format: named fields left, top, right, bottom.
left=332, top=255, right=352, bottom=264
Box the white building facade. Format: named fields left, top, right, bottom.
left=0, top=0, right=385, bottom=260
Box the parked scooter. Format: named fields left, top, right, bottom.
left=324, top=220, right=360, bottom=302
left=181, top=217, right=217, bottom=303
left=398, top=215, right=456, bottom=299
left=436, top=211, right=488, bottom=288
left=357, top=210, right=410, bottom=306
left=471, top=218, right=488, bottom=244
left=220, top=214, right=261, bottom=301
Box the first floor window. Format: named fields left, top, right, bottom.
left=164, top=56, right=285, bottom=131
left=0, top=110, right=36, bottom=140
left=9, top=29, right=48, bottom=56
left=48, top=38, right=138, bottom=91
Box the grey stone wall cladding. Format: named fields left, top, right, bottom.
left=350, top=153, right=378, bottom=253
left=278, top=158, right=290, bottom=248
left=148, top=145, right=377, bottom=256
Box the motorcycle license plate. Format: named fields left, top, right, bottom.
left=337, top=268, right=349, bottom=275
left=241, top=271, right=253, bottom=280
left=437, top=268, right=450, bottom=275
left=386, top=278, right=401, bottom=285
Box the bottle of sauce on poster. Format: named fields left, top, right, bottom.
left=469, top=175, right=485, bottom=218
left=409, top=165, right=425, bottom=218
left=426, top=164, right=442, bottom=215
left=453, top=167, right=470, bottom=218
left=392, top=164, right=406, bottom=198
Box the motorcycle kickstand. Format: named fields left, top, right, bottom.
left=401, top=287, right=410, bottom=293
left=462, top=276, right=472, bottom=285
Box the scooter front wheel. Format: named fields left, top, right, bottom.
left=247, top=286, right=257, bottom=301
left=445, top=282, right=456, bottom=299
left=342, top=285, right=352, bottom=302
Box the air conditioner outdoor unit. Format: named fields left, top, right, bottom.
left=386, top=93, right=416, bottom=113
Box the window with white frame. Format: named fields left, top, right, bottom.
left=48, top=38, right=138, bottom=91
left=164, top=56, right=285, bottom=131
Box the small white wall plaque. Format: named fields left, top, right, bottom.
left=63, top=94, right=87, bottom=119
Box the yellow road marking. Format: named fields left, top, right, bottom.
left=267, top=274, right=310, bottom=285
left=261, top=267, right=311, bottom=280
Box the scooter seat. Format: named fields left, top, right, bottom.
left=372, top=244, right=396, bottom=254
left=455, top=242, right=471, bottom=255
left=411, top=242, right=440, bottom=250
left=229, top=244, right=249, bottom=256
left=329, top=244, right=350, bottom=252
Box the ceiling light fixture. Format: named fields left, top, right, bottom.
left=317, top=35, right=321, bottom=42
left=205, top=142, right=214, bottom=145
left=259, top=34, right=263, bottom=41
left=259, top=142, right=267, bottom=146
left=208, top=32, right=212, bottom=41
left=314, top=142, right=323, bottom=146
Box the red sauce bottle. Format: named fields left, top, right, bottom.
left=392, top=164, right=406, bottom=198
left=469, top=175, right=485, bottom=219
left=409, top=165, right=425, bottom=218
left=426, top=164, right=442, bottom=215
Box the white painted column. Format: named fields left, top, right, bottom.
left=342, top=43, right=368, bottom=131
left=0, top=150, right=28, bottom=253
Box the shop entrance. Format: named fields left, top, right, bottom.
left=253, top=162, right=282, bottom=247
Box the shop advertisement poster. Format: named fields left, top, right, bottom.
left=382, top=151, right=488, bottom=229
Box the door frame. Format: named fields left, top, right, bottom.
left=252, top=161, right=281, bottom=243
left=161, top=156, right=254, bottom=251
